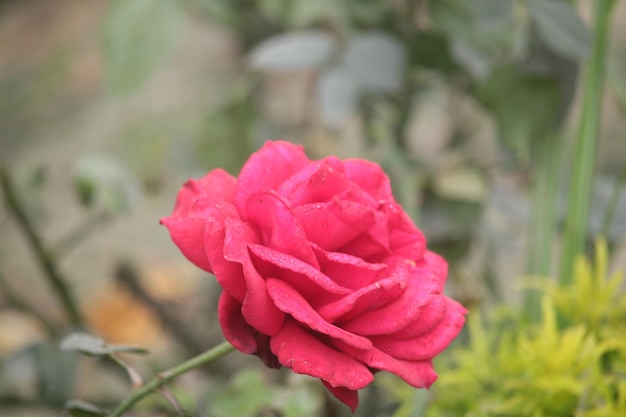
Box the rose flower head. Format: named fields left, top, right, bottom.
left=161, top=140, right=467, bottom=410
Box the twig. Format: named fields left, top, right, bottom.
left=107, top=341, right=235, bottom=417
left=158, top=387, right=184, bottom=415
left=114, top=261, right=207, bottom=355
left=109, top=353, right=145, bottom=389
left=54, top=210, right=112, bottom=256
left=0, top=271, right=59, bottom=337
left=0, top=165, right=83, bottom=327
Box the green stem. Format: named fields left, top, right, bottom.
left=0, top=164, right=83, bottom=327
left=600, top=162, right=626, bottom=238
left=560, top=0, right=615, bottom=284
left=525, top=135, right=561, bottom=319
left=107, top=341, right=235, bottom=417
left=0, top=271, right=58, bottom=337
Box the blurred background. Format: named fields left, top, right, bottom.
left=1, top=0, right=626, bottom=416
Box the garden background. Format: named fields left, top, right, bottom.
left=1, top=0, right=626, bottom=416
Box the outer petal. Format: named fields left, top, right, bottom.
left=322, top=381, right=359, bottom=412
left=270, top=320, right=374, bottom=390
left=343, top=159, right=393, bottom=201
left=161, top=216, right=211, bottom=272
left=218, top=292, right=257, bottom=354
left=235, top=141, right=310, bottom=218
left=389, top=296, right=447, bottom=339
left=370, top=299, right=467, bottom=360
left=246, top=192, right=319, bottom=267
left=205, top=224, right=246, bottom=302
left=161, top=191, right=239, bottom=273
left=266, top=278, right=372, bottom=350
left=383, top=202, right=426, bottom=260
left=334, top=340, right=438, bottom=388
left=223, top=220, right=285, bottom=336
left=170, top=169, right=237, bottom=216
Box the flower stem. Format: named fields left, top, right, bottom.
left=0, top=164, right=83, bottom=327
left=559, top=0, right=615, bottom=284
left=107, top=341, right=236, bottom=417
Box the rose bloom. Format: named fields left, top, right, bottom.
left=161, top=140, right=466, bottom=410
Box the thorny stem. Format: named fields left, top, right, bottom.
left=114, top=261, right=207, bottom=355
left=0, top=271, right=58, bottom=337
left=107, top=341, right=235, bottom=417
left=0, top=164, right=83, bottom=327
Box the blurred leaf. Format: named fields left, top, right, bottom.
left=433, top=167, right=486, bottom=202
left=316, top=67, right=359, bottom=127
left=65, top=399, right=108, bottom=417
left=475, top=66, right=559, bottom=158
left=195, top=88, right=255, bottom=173
left=529, top=0, right=590, bottom=61
left=0, top=342, right=78, bottom=405
left=248, top=30, right=335, bottom=72
left=432, top=0, right=521, bottom=79
left=342, top=31, right=406, bottom=93
left=37, top=343, right=79, bottom=404
left=103, top=0, right=186, bottom=94
left=288, top=0, right=345, bottom=27
left=210, top=369, right=274, bottom=417
left=409, top=32, right=458, bottom=74
left=73, top=153, right=142, bottom=213
left=271, top=374, right=323, bottom=417
left=60, top=333, right=148, bottom=356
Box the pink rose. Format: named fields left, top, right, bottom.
left=161, top=140, right=466, bottom=410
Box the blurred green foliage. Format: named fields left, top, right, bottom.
left=425, top=240, right=626, bottom=417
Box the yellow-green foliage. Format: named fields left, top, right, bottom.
left=427, top=240, right=626, bottom=417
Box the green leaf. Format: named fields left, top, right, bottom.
left=65, top=399, right=108, bottom=417
left=73, top=153, right=142, bottom=213
left=248, top=30, right=335, bottom=72
left=529, top=0, right=591, bottom=61
left=210, top=369, right=274, bottom=417
left=103, top=0, right=186, bottom=94
left=342, top=31, right=406, bottom=93
left=408, top=31, right=458, bottom=74
left=59, top=333, right=148, bottom=356
left=475, top=66, right=559, bottom=159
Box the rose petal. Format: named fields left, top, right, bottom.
left=161, top=179, right=240, bottom=273
left=218, top=292, right=257, bottom=353
left=317, top=276, right=406, bottom=323
left=236, top=141, right=310, bottom=218
left=161, top=216, right=212, bottom=272
left=338, top=210, right=391, bottom=261
left=322, top=381, right=359, bottom=412
left=270, top=320, right=374, bottom=390
left=223, top=220, right=285, bottom=336
left=249, top=244, right=350, bottom=306
left=389, top=296, right=447, bottom=339
left=246, top=192, right=319, bottom=267
left=170, top=169, right=237, bottom=216
left=277, top=156, right=350, bottom=206
left=334, top=340, right=438, bottom=388
left=294, top=199, right=376, bottom=252
left=383, top=202, right=426, bottom=259
left=267, top=278, right=372, bottom=350
left=343, top=159, right=393, bottom=201
left=370, top=298, right=467, bottom=360
left=313, top=245, right=386, bottom=290
left=205, top=224, right=246, bottom=302
left=339, top=260, right=440, bottom=336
